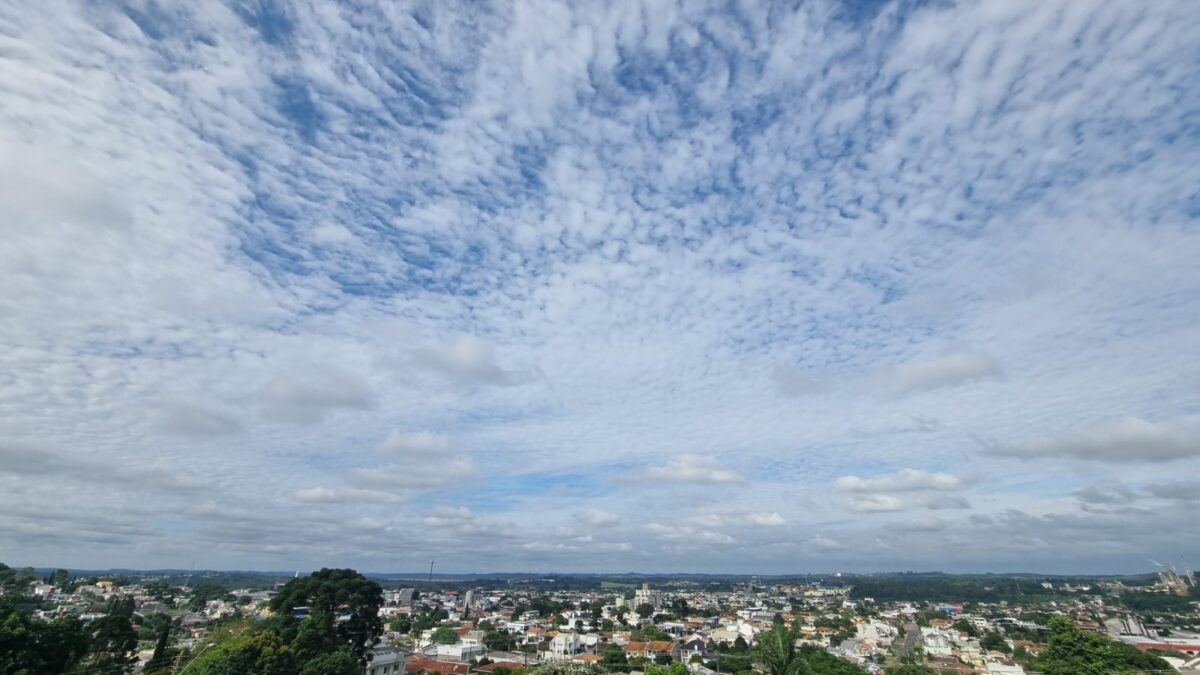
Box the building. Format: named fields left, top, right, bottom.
left=365, top=648, right=405, bottom=675
left=634, top=583, right=660, bottom=610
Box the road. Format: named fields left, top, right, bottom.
left=898, top=622, right=921, bottom=658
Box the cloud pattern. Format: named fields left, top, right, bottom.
left=1, top=0, right=1199, bottom=573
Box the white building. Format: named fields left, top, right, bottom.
left=365, top=648, right=405, bottom=675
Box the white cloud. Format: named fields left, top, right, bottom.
left=993, top=417, right=1199, bottom=462
left=0, top=0, right=1197, bottom=572
left=882, top=353, right=1001, bottom=394
left=377, top=430, right=453, bottom=456
left=848, top=495, right=906, bottom=512
left=836, top=468, right=963, bottom=493
left=575, top=509, right=620, bottom=527
left=637, top=455, right=745, bottom=485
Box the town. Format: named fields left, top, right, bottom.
left=3, top=562, right=1199, bottom=674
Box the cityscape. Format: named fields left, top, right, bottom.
left=3, top=563, right=1200, bottom=673
left=3, top=0, right=1200, bottom=673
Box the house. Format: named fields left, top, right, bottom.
left=676, top=637, right=709, bottom=660
left=405, top=656, right=470, bottom=675
left=623, top=641, right=675, bottom=659
left=474, top=661, right=526, bottom=673
left=365, top=648, right=405, bottom=675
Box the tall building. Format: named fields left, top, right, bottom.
left=634, top=582, right=660, bottom=609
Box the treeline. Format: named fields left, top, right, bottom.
left=848, top=575, right=1060, bottom=603
left=0, top=594, right=178, bottom=674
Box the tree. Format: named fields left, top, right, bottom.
left=602, top=643, right=628, bottom=666
left=144, top=617, right=176, bottom=673
left=757, top=624, right=868, bottom=675
left=389, top=615, right=413, bottom=634
left=757, top=622, right=805, bottom=675
left=484, top=629, right=516, bottom=651
left=646, top=662, right=688, bottom=675
left=980, top=631, right=1010, bottom=653
left=884, top=665, right=936, bottom=675
left=635, top=603, right=655, bottom=619
left=951, top=619, right=977, bottom=637
left=298, top=649, right=360, bottom=675
left=183, top=628, right=299, bottom=675
left=82, top=614, right=138, bottom=673
left=0, top=598, right=89, bottom=674
left=269, top=568, right=383, bottom=666
left=1036, top=617, right=1169, bottom=675
left=531, top=662, right=605, bottom=675
left=51, top=568, right=70, bottom=588
left=432, top=626, right=460, bottom=644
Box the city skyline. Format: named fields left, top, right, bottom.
left=2, top=0, right=1200, bottom=574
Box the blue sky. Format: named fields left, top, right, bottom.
left=1, top=0, right=1199, bottom=574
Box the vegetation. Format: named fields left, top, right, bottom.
left=1034, top=617, right=1170, bottom=675
left=849, top=575, right=1059, bottom=603
left=757, top=622, right=867, bottom=675
left=182, top=567, right=383, bottom=674
left=0, top=594, right=133, bottom=674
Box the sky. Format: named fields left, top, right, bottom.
left=1, top=0, right=1199, bottom=576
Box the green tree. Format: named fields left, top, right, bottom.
left=51, top=568, right=70, bottom=588
left=298, top=648, right=360, bottom=675
left=1036, top=617, right=1169, bottom=675
left=269, top=568, right=383, bottom=666
left=884, top=665, right=936, bottom=675
left=951, top=619, right=977, bottom=637
left=757, top=624, right=867, bottom=675
left=602, top=643, right=628, bottom=666
left=484, top=629, right=516, bottom=651
left=82, top=614, right=138, bottom=673
left=0, top=599, right=89, bottom=675
left=390, top=615, right=413, bottom=634
left=144, top=617, right=176, bottom=673
left=758, top=623, right=805, bottom=675
left=980, top=631, right=1010, bottom=653
left=646, top=661, right=688, bottom=675
left=432, top=626, right=460, bottom=644
left=635, top=603, right=655, bottom=619
left=183, top=628, right=298, bottom=675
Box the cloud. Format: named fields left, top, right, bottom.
left=575, top=509, right=620, bottom=527
left=836, top=468, right=963, bottom=493
left=1073, top=483, right=1138, bottom=505
left=1141, top=481, right=1200, bottom=502
left=377, top=430, right=453, bottom=456
left=1, top=0, right=1198, bottom=572
left=635, top=455, right=745, bottom=485
left=258, top=367, right=375, bottom=423
left=691, top=511, right=787, bottom=528
left=848, top=495, right=906, bottom=512
left=881, top=353, right=1001, bottom=394
left=415, top=334, right=525, bottom=386
left=294, top=486, right=340, bottom=503
left=992, top=417, right=1199, bottom=462
left=158, top=402, right=243, bottom=437
left=772, top=365, right=827, bottom=396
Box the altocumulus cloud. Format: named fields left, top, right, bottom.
left=0, top=0, right=1198, bottom=573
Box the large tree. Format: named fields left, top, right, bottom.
left=0, top=599, right=89, bottom=674
left=1036, top=617, right=1169, bottom=675
left=757, top=623, right=867, bottom=675
left=269, top=568, right=384, bottom=666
